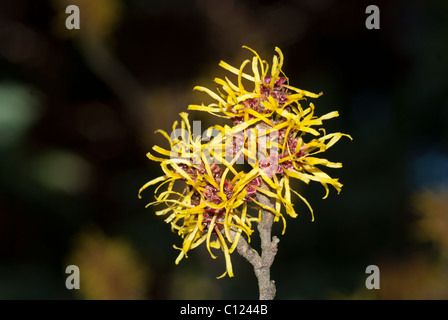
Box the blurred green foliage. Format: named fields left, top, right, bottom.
left=0, top=0, right=447, bottom=299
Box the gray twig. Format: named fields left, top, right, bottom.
left=235, top=122, right=279, bottom=300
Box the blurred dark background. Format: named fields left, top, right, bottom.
left=1, top=0, right=447, bottom=299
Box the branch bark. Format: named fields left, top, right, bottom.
left=254, top=179, right=279, bottom=300
left=234, top=181, right=279, bottom=300
left=235, top=122, right=279, bottom=300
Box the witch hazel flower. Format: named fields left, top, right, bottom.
left=190, top=47, right=352, bottom=222
left=140, top=46, right=351, bottom=299
left=138, top=113, right=263, bottom=278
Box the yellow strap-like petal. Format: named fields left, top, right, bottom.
left=193, top=86, right=227, bottom=105
left=219, top=61, right=255, bottom=82
left=290, top=188, right=315, bottom=221
left=206, top=214, right=218, bottom=259
left=215, top=229, right=234, bottom=278
left=138, top=175, right=169, bottom=198
left=319, top=111, right=339, bottom=121
left=238, top=59, right=251, bottom=94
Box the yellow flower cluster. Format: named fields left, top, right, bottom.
left=139, top=113, right=261, bottom=278
left=189, top=46, right=352, bottom=222
left=139, top=46, right=351, bottom=277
